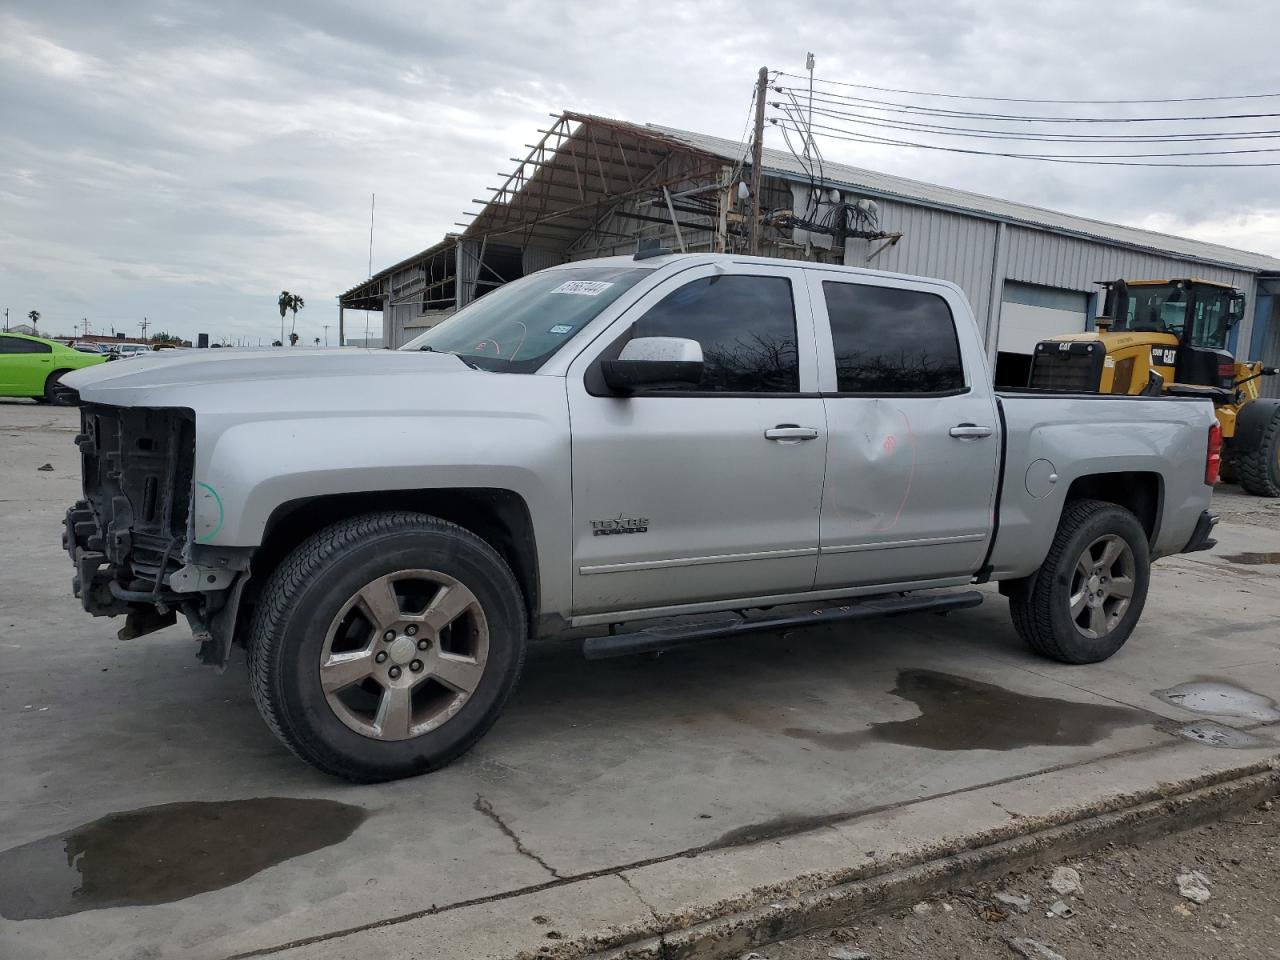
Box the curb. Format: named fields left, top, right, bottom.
left=573, top=760, right=1280, bottom=959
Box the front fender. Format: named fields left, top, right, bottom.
left=190, top=405, right=572, bottom=616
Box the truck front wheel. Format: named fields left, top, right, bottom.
left=1009, top=499, right=1150, bottom=664
left=248, top=512, right=527, bottom=782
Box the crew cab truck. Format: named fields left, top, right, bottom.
left=62, top=253, right=1220, bottom=782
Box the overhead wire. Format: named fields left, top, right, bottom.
left=781, top=100, right=1280, bottom=144
left=774, top=71, right=1280, bottom=105
left=773, top=108, right=1280, bottom=158
left=774, top=85, right=1280, bottom=124
left=769, top=115, right=1280, bottom=167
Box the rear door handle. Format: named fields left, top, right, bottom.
left=949, top=424, right=993, bottom=439
left=764, top=425, right=820, bottom=442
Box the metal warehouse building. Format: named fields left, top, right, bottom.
left=339, top=111, right=1280, bottom=395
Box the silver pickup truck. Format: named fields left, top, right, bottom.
left=62, top=253, right=1220, bottom=781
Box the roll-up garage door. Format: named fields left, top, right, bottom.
left=995, top=282, right=1090, bottom=386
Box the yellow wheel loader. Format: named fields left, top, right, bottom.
left=1027, top=278, right=1280, bottom=496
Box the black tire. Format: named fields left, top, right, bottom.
left=1238, top=409, right=1280, bottom=497
left=1009, top=499, right=1151, bottom=664
left=248, top=511, right=527, bottom=782
left=43, top=370, right=76, bottom=406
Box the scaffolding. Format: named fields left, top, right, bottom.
left=337, top=111, right=891, bottom=347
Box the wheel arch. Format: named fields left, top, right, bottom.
left=1062, top=471, right=1162, bottom=544
left=244, top=489, right=540, bottom=641
left=999, top=476, right=1160, bottom=602
left=43, top=367, right=74, bottom=395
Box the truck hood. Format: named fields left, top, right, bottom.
left=63, top=347, right=477, bottom=409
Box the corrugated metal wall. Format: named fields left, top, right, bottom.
left=1003, top=226, right=1253, bottom=296
left=840, top=199, right=998, bottom=329
left=838, top=200, right=1259, bottom=351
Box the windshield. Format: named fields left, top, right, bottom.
left=1113, top=284, right=1187, bottom=336
left=399, top=265, right=649, bottom=372
left=1110, top=283, right=1233, bottom=349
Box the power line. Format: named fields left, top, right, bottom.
left=775, top=71, right=1280, bottom=105
left=774, top=85, right=1280, bottom=124
left=773, top=106, right=1280, bottom=157
left=770, top=118, right=1280, bottom=167
left=773, top=101, right=1280, bottom=158
left=780, top=101, right=1280, bottom=144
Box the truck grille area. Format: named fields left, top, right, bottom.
left=68, top=404, right=195, bottom=608
left=1027, top=341, right=1106, bottom=392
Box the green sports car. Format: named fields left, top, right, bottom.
left=0, top=332, right=108, bottom=404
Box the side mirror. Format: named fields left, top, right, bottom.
left=601, top=337, right=703, bottom=394
left=1227, top=295, right=1246, bottom=327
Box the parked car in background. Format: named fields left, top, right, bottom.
left=0, top=332, right=106, bottom=404
left=72, top=341, right=114, bottom=356
left=114, top=343, right=152, bottom=358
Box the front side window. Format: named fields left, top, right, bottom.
left=631, top=274, right=799, bottom=392
left=823, top=282, right=964, bottom=393
left=400, top=265, right=649, bottom=372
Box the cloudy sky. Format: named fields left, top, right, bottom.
left=2, top=0, right=1278, bottom=343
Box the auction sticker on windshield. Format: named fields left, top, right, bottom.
left=552, top=280, right=613, bottom=296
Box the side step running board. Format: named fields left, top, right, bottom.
left=582, top=590, right=984, bottom=660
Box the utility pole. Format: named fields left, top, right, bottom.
left=748, top=66, right=769, bottom=256
left=803, top=52, right=815, bottom=161
left=3, top=308, right=8, bottom=332
left=139, top=316, right=150, bottom=341
left=322, top=324, right=330, bottom=347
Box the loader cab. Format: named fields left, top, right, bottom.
left=1104, top=279, right=1245, bottom=390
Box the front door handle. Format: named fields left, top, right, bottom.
left=764, top=425, right=820, bottom=442
left=949, top=423, right=993, bottom=439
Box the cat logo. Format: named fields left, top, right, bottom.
left=1150, top=346, right=1178, bottom=367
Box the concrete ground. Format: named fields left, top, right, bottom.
left=0, top=400, right=1277, bottom=960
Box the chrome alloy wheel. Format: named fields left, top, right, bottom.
left=1068, top=534, right=1136, bottom=640
left=319, top=570, right=489, bottom=740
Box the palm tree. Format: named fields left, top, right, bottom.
left=28, top=309, right=39, bottom=334
left=288, top=294, right=305, bottom=340
left=277, top=291, right=290, bottom=345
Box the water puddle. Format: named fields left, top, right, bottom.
left=1154, top=680, right=1280, bottom=723
left=0, top=797, right=367, bottom=920
left=1219, top=552, right=1280, bottom=565
left=784, top=669, right=1140, bottom=752
left=1174, top=721, right=1270, bottom=749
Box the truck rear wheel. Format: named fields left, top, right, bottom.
left=248, top=512, right=527, bottom=782
left=1238, top=408, right=1280, bottom=497
left=1009, top=499, right=1150, bottom=664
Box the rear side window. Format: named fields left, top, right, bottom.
left=632, top=275, right=799, bottom=392
left=0, top=336, right=51, bottom=355
left=823, top=282, right=964, bottom=393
